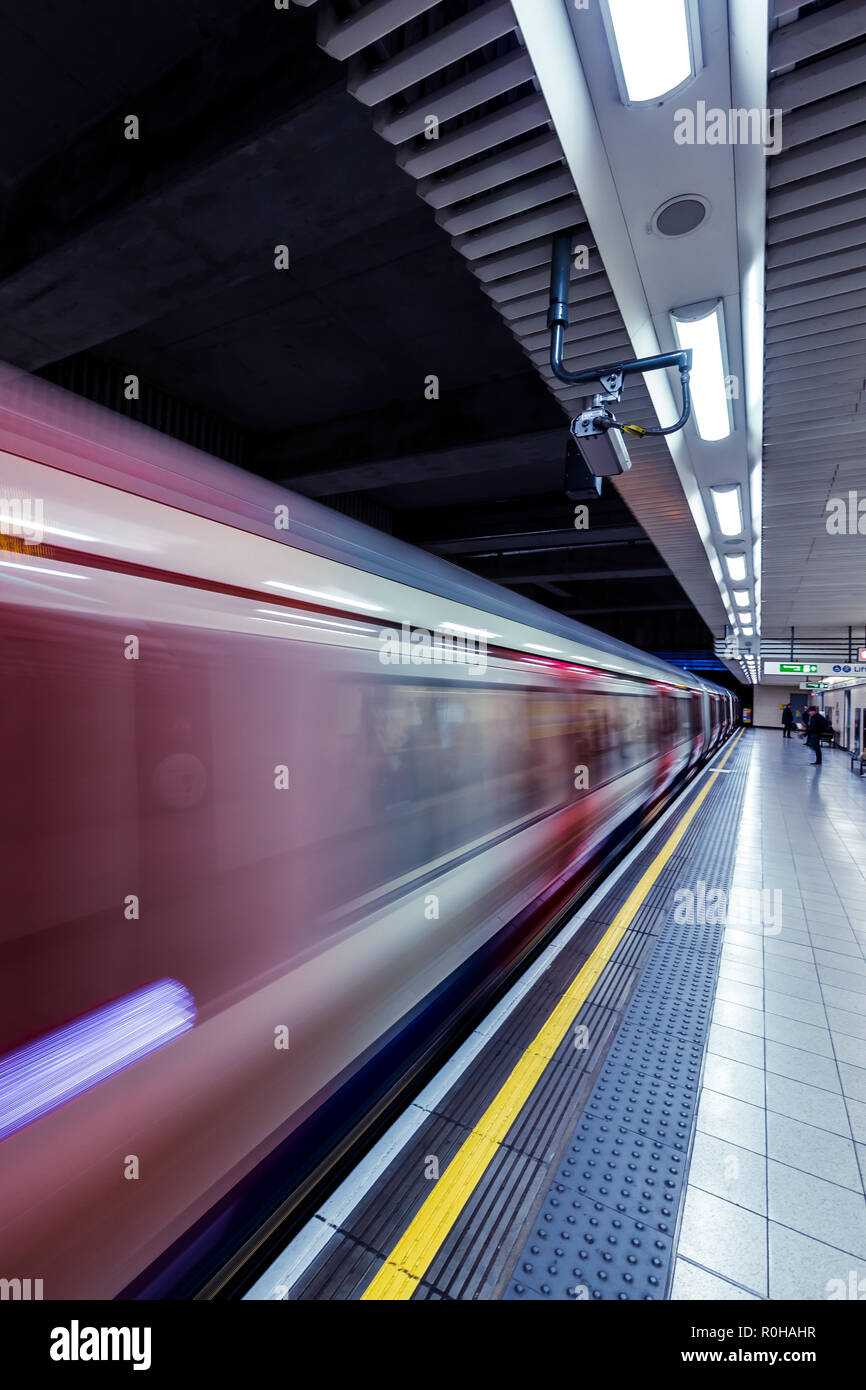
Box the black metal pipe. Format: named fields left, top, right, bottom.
left=552, top=332, right=692, bottom=389
left=548, top=230, right=572, bottom=334
left=548, top=228, right=691, bottom=387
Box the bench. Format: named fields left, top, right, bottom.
left=800, top=727, right=836, bottom=748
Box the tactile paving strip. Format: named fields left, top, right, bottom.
left=505, top=743, right=750, bottom=1300
left=282, top=741, right=747, bottom=1299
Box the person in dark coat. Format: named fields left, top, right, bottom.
left=806, top=706, right=827, bottom=764
left=781, top=704, right=794, bottom=738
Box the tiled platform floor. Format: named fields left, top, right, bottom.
left=671, top=728, right=866, bottom=1299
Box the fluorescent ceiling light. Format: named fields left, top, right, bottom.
left=602, top=0, right=698, bottom=105
left=725, top=554, right=747, bottom=582
left=672, top=301, right=732, bottom=441
left=742, top=627, right=754, bottom=636
left=733, top=591, right=750, bottom=608
left=711, top=485, right=743, bottom=537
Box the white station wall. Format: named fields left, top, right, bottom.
left=752, top=684, right=792, bottom=729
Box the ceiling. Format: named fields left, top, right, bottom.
left=12, top=2, right=864, bottom=687
left=290, top=0, right=765, bottom=682
left=0, top=0, right=725, bottom=666
left=297, top=0, right=866, bottom=683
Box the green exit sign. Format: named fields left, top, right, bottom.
left=780, top=663, right=819, bottom=674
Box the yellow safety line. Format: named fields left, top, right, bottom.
left=361, top=729, right=744, bottom=1299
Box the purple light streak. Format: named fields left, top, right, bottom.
left=0, top=979, right=196, bottom=1142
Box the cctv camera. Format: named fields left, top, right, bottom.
left=569, top=408, right=632, bottom=479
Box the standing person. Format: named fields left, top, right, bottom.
left=806, top=706, right=825, bottom=765
left=781, top=703, right=794, bottom=738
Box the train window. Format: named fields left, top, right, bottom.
left=607, top=692, right=652, bottom=773
left=526, top=688, right=613, bottom=799
left=658, top=694, right=678, bottom=739
left=356, top=678, right=539, bottom=883
left=331, top=672, right=689, bottom=908
left=688, top=694, right=701, bottom=737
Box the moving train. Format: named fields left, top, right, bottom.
left=0, top=368, right=737, bottom=1298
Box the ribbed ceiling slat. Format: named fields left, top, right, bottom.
left=767, top=218, right=866, bottom=266
left=769, top=0, right=866, bottom=72
left=768, top=160, right=866, bottom=216
left=319, top=0, right=441, bottom=60
left=782, top=89, right=866, bottom=150
left=374, top=49, right=535, bottom=142
left=770, top=42, right=866, bottom=109
left=767, top=190, right=866, bottom=245
left=398, top=91, right=548, bottom=175
left=766, top=243, right=866, bottom=289
left=418, top=131, right=562, bottom=206
left=767, top=124, right=866, bottom=187
left=763, top=0, right=866, bottom=633
left=348, top=0, right=517, bottom=104
left=767, top=284, right=866, bottom=326
left=436, top=165, right=574, bottom=234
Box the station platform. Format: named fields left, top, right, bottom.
left=245, top=729, right=866, bottom=1302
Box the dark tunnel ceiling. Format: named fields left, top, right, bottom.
left=1, top=0, right=730, bottom=666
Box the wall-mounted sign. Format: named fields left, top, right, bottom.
left=764, top=661, right=866, bottom=678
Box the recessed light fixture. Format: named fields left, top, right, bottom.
left=733, top=591, right=750, bottom=608
left=671, top=301, right=732, bottom=441
left=601, top=0, right=701, bottom=106
left=742, top=626, right=754, bottom=636
left=725, top=554, right=747, bottom=582
left=711, top=485, right=743, bottom=538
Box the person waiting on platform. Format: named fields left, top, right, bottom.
left=805, top=706, right=830, bottom=765
left=781, top=703, right=794, bottom=739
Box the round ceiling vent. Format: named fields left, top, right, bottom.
left=651, top=195, right=709, bottom=238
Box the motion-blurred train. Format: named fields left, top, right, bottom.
left=0, top=369, right=737, bottom=1298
